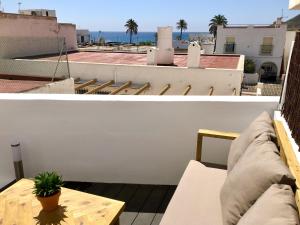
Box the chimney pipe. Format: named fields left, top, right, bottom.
left=187, top=42, right=201, bottom=68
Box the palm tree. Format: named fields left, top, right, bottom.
left=176, top=19, right=188, bottom=40
left=125, top=19, right=138, bottom=44
left=209, top=15, right=228, bottom=51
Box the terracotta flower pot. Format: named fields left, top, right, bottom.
left=37, top=191, right=61, bottom=212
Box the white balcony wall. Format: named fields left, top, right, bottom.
left=0, top=59, right=243, bottom=95
left=27, top=79, right=75, bottom=94
left=289, top=0, right=300, bottom=9
left=284, top=31, right=297, bottom=73
left=0, top=95, right=279, bottom=187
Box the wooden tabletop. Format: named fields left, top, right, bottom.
left=0, top=179, right=125, bottom=225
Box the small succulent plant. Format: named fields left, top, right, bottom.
left=33, top=172, right=64, bottom=197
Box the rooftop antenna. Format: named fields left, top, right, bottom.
left=0, top=0, right=3, bottom=12
left=281, top=8, right=288, bottom=19
left=18, top=2, right=21, bottom=12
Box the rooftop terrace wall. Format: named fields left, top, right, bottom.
left=0, top=95, right=279, bottom=187
left=0, top=13, right=77, bottom=58
left=0, top=59, right=244, bottom=95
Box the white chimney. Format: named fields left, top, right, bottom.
left=187, top=42, right=201, bottom=68
left=157, top=26, right=174, bottom=65
left=275, top=17, right=283, bottom=27
left=147, top=47, right=159, bottom=65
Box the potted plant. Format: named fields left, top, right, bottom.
left=243, top=59, right=259, bottom=85
left=33, top=171, right=64, bottom=212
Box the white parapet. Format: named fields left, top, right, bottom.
left=147, top=47, right=159, bottom=65
left=157, top=26, right=174, bottom=65
left=187, top=42, right=201, bottom=68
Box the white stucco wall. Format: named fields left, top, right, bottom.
left=284, top=31, right=297, bottom=72
left=76, top=30, right=90, bottom=44
left=58, top=24, right=78, bottom=52
left=0, top=13, right=77, bottom=58
left=0, top=59, right=244, bottom=95
left=0, top=95, right=279, bottom=187
left=0, top=13, right=58, bottom=37
left=216, top=25, right=287, bottom=77
left=27, top=79, right=75, bottom=94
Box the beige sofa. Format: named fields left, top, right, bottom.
left=160, top=161, right=226, bottom=225
left=160, top=116, right=300, bottom=225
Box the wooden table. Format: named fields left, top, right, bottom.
left=0, top=179, right=125, bottom=225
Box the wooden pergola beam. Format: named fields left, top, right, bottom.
left=208, top=87, right=214, bottom=96
left=85, top=80, right=114, bottom=94
left=109, top=81, right=132, bottom=95
left=134, top=83, right=150, bottom=95
left=182, top=85, right=192, bottom=96
left=159, top=84, right=171, bottom=96
left=75, top=79, right=97, bottom=91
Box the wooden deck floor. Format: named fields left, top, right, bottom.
left=64, top=182, right=176, bottom=225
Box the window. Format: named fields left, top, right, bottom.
left=224, top=37, right=236, bottom=53
left=260, top=37, right=273, bottom=55
left=226, top=37, right=235, bottom=44
left=263, top=37, right=273, bottom=45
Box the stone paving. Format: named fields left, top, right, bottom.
left=243, top=83, right=283, bottom=96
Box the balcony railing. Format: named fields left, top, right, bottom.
left=224, top=43, right=236, bottom=54
left=260, top=44, right=273, bottom=56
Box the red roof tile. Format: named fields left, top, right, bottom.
left=0, top=79, right=49, bottom=93
left=39, top=52, right=240, bottom=69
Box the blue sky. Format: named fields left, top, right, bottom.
left=1, top=0, right=299, bottom=31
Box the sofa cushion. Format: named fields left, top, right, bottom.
left=237, top=184, right=299, bottom=225
left=221, top=135, right=295, bottom=225
left=227, top=111, right=275, bottom=172
left=160, top=160, right=226, bottom=225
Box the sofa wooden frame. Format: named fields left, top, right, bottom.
left=196, top=120, right=300, bottom=212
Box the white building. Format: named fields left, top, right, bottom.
left=0, top=12, right=77, bottom=58
left=215, top=21, right=287, bottom=82
left=76, top=29, right=90, bottom=45
left=19, top=9, right=56, bottom=17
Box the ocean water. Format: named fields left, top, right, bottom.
left=90, top=31, right=210, bottom=44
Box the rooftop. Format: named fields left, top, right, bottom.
left=33, top=52, right=241, bottom=69
left=0, top=79, right=49, bottom=93
left=0, top=75, right=66, bottom=93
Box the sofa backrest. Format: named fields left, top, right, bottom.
left=274, top=120, right=300, bottom=215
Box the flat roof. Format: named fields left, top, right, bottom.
left=0, top=79, right=49, bottom=93
left=0, top=75, right=55, bottom=93
left=35, top=52, right=240, bottom=69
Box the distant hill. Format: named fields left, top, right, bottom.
left=286, top=14, right=300, bottom=30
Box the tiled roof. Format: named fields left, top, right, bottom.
left=38, top=52, right=240, bottom=69
left=0, top=79, right=49, bottom=93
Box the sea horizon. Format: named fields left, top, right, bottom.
left=89, top=31, right=211, bottom=44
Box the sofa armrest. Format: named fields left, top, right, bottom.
left=196, top=129, right=240, bottom=162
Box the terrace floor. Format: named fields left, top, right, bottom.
left=33, top=52, right=240, bottom=69
left=243, top=83, right=283, bottom=96
left=64, top=182, right=176, bottom=225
